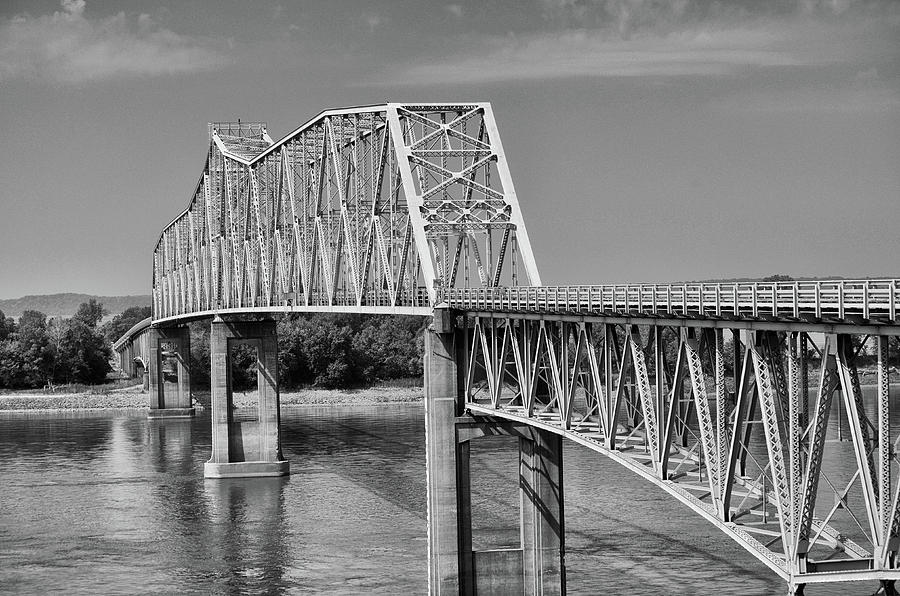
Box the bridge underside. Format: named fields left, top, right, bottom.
left=454, top=309, right=900, bottom=592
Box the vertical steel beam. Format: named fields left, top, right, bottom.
left=795, top=335, right=839, bottom=560
left=481, top=104, right=541, bottom=287
left=837, top=334, right=880, bottom=545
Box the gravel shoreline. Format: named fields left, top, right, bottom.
left=0, top=386, right=423, bottom=412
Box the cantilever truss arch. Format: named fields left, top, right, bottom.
left=152, top=103, right=542, bottom=322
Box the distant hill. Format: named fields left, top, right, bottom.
left=0, top=294, right=151, bottom=320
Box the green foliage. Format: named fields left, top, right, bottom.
left=763, top=274, right=794, bottom=282
left=102, top=305, right=151, bottom=342
left=353, top=316, right=426, bottom=382
left=283, top=315, right=359, bottom=389
left=188, top=322, right=211, bottom=388
left=230, top=343, right=259, bottom=391
left=0, top=302, right=112, bottom=389
left=73, top=299, right=105, bottom=328
left=56, top=318, right=112, bottom=384
left=0, top=311, right=54, bottom=388
left=0, top=309, right=14, bottom=342
left=272, top=314, right=425, bottom=390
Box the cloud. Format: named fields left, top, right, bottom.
left=0, top=0, right=228, bottom=84
left=365, top=14, right=385, bottom=33
left=378, top=2, right=900, bottom=84
left=445, top=4, right=464, bottom=19
left=712, top=69, right=900, bottom=113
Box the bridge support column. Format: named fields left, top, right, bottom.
left=425, top=308, right=466, bottom=595
left=426, top=309, right=565, bottom=595
left=204, top=316, right=289, bottom=479
left=148, top=326, right=194, bottom=419
left=519, top=428, right=565, bottom=595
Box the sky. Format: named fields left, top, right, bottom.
left=0, top=0, right=898, bottom=299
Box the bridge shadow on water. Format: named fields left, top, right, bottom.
left=465, top=434, right=787, bottom=595
left=279, top=406, right=429, bottom=520
left=0, top=408, right=862, bottom=594
left=280, top=406, right=790, bottom=594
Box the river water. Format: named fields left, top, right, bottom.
left=0, top=402, right=885, bottom=595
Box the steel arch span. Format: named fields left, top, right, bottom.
left=152, top=103, right=540, bottom=324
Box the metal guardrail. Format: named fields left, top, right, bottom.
left=153, top=285, right=432, bottom=320
left=445, top=279, right=900, bottom=320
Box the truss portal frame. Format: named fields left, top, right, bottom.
left=152, top=103, right=541, bottom=323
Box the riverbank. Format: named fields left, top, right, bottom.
left=0, top=386, right=424, bottom=412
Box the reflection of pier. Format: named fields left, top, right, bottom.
left=147, top=417, right=194, bottom=475
left=204, top=477, right=289, bottom=593
left=144, top=416, right=211, bottom=589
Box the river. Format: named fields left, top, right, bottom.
left=0, top=402, right=885, bottom=595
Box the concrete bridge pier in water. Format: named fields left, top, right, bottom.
left=204, top=316, right=289, bottom=478
left=145, top=317, right=288, bottom=477
left=147, top=325, right=194, bottom=419
left=426, top=308, right=565, bottom=595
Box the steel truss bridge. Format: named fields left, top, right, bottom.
left=116, top=103, right=900, bottom=595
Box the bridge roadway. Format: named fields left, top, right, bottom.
left=114, top=103, right=900, bottom=595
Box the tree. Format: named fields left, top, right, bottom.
left=274, top=313, right=427, bottom=389
left=277, top=315, right=312, bottom=388
left=55, top=301, right=112, bottom=384
left=102, top=305, right=151, bottom=343
left=353, top=316, right=425, bottom=382
left=0, top=309, right=14, bottom=342
left=73, top=299, right=105, bottom=328
left=0, top=310, right=54, bottom=388
left=188, top=322, right=210, bottom=389
left=297, top=316, right=358, bottom=388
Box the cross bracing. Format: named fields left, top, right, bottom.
left=152, top=103, right=541, bottom=323
left=462, top=314, right=900, bottom=590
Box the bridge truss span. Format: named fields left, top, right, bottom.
left=121, top=101, right=900, bottom=594
left=459, top=311, right=900, bottom=591
left=152, top=103, right=541, bottom=324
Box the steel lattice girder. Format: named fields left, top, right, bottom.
left=462, top=314, right=900, bottom=589
left=151, top=103, right=541, bottom=323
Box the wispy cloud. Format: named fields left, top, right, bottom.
left=712, top=69, right=900, bottom=114
left=444, top=4, right=464, bottom=19
left=365, top=14, right=385, bottom=33
left=378, top=1, right=899, bottom=84
left=0, top=0, right=228, bottom=84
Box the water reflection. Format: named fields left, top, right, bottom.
left=203, top=477, right=290, bottom=594
left=0, top=402, right=888, bottom=595
left=147, top=418, right=193, bottom=474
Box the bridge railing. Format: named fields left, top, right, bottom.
left=154, top=285, right=432, bottom=320
left=444, top=279, right=900, bottom=320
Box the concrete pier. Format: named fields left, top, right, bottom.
left=425, top=308, right=565, bottom=595
left=204, top=316, right=288, bottom=479
left=148, top=325, right=194, bottom=419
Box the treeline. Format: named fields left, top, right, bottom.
left=0, top=299, right=425, bottom=391
left=0, top=299, right=118, bottom=389
left=188, top=314, right=428, bottom=391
